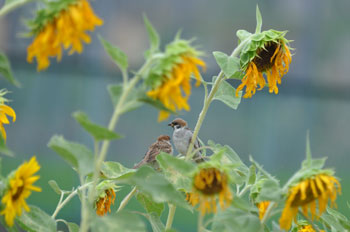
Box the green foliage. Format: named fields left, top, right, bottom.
left=91, top=212, right=146, bottom=232
left=48, top=180, right=62, bottom=195
left=100, top=161, right=135, bottom=180
left=143, top=15, right=160, bottom=53
left=213, top=51, right=240, bottom=78
left=212, top=206, right=263, bottom=232
left=213, top=80, right=242, bottom=110
left=48, top=135, right=94, bottom=177
left=73, top=111, right=122, bottom=141
left=0, top=52, right=20, bottom=86
left=108, top=84, right=143, bottom=113
left=126, top=166, right=190, bottom=210
left=255, top=5, right=262, bottom=34
left=136, top=192, right=165, bottom=217
left=99, top=36, right=128, bottom=72
left=0, top=134, right=14, bottom=156
left=17, top=205, right=56, bottom=232
left=147, top=212, right=166, bottom=232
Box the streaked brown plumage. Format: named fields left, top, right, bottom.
left=133, top=135, right=173, bottom=169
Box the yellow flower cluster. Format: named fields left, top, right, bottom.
left=186, top=167, right=232, bottom=215
left=95, top=188, right=116, bottom=216
left=1, top=157, right=41, bottom=227
left=27, top=0, right=103, bottom=71
left=298, top=225, right=324, bottom=232
left=237, top=41, right=292, bottom=98
left=279, top=174, right=341, bottom=230
left=147, top=54, right=205, bottom=121
left=0, top=103, right=16, bottom=141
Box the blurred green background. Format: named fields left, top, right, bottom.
left=0, top=0, right=349, bottom=231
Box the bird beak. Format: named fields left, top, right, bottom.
left=168, top=123, right=173, bottom=127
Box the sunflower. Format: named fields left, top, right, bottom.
left=297, top=224, right=324, bottom=232
left=279, top=174, right=341, bottom=230
left=1, top=157, right=41, bottom=227
left=186, top=167, right=232, bottom=215
left=27, top=0, right=103, bottom=71
left=146, top=39, right=205, bottom=121
left=257, top=201, right=270, bottom=220
left=0, top=103, right=16, bottom=141
left=95, top=188, right=116, bottom=216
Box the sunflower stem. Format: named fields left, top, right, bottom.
left=197, top=212, right=204, bottom=232
left=185, top=37, right=251, bottom=160
left=165, top=204, right=177, bottom=230
left=261, top=202, right=276, bottom=224
left=117, top=186, right=137, bottom=212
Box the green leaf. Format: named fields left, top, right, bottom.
left=255, top=5, right=262, bottom=34
left=17, top=205, right=56, bottom=232
left=92, top=211, right=146, bottom=232
left=0, top=134, right=14, bottom=156
left=256, top=179, right=281, bottom=202
left=72, top=111, right=122, bottom=141
left=66, top=222, right=79, bottom=232
left=136, top=192, right=164, bottom=217
left=107, top=84, right=143, bottom=113
left=247, top=165, right=256, bottom=185
left=99, top=36, right=128, bottom=72
left=48, top=135, right=94, bottom=176
left=212, top=206, right=263, bottom=232
left=213, top=51, right=240, bottom=78
left=126, top=166, right=190, bottom=210
left=143, top=15, right=160, bottom=52
left=157, top=153, right=195, bottom=174
left=48, top=180, right=62, bottom=194
left=236, top=30, right=252, bottom=43
left=0, top=52, right=20, bottom=87
left=100, top=161, right=136, bottom=180
left=147, top=213, right=165, bottom=232
left=213, top=80, right=241, bottom=110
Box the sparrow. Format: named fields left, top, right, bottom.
left=168, top=118, right=204, bottom=163
left=133, top=135, right=173, bottom=169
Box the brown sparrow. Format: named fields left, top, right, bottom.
left=133, top=135, right=173, bottom=169
left=168, top=118, right=204, bottom=162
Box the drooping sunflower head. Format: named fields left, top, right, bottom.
left=279, top=173, right=341, bottom=230
left=0, top=89, right=16, bottom=141
left=186, top=167, right=232, bottom=215
left=95, top=188, right=116, bottom=216
left=0, top=156, right=41, bottom=227
left=146, top=39, right=205, bottom=121
left=27, top=0, right=103, bottom=71
left=236, top=29, right=292, bottom=98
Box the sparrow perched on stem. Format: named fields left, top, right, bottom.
left=133, top=135, right=173, bottom=169
left=168, top=118, right=204, bottom=163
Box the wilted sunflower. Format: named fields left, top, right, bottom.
left=236, top=30, right=292, bottom=98
left=297, top=224, right=324, bottom=232
left=186, top=167, right=232, bottom=215
left=279, top=173, right=341, bottom=230
left=1, top=156, right=41, bottom=227
left=257, top=201, right=270, bottom=220
left=0, top=90, right=16, bottom=141
left=146, top=39, right=205, bottom=121
left=27, top=0, right=103, bottom=71
left=95, top=188, right=116, bottom=216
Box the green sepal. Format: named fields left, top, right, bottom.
left=72, top=111, right=122, bottom=141
left=99, top=36, right=128, bottom=72
left=143, top=15, right=160, bottom=53
left=16, top=205, right=56, bottom=232
left=0, top=52, right=20, bottom=87
left=255, top=5, right=262, bottom=34
left=48, top=135, right=94, bottom=177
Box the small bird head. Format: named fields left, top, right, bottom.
left=157, top=135, right=171, bottom=142
left=168, top=118, right=187, bottom=130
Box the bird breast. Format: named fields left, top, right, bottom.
left=173, top=128, right=191, bottom=155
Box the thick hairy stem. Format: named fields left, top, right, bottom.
left=261, top=202, right=276, bottom=224
left=185, top=38, right=251, bottom=160
left=197, top=212, right=204, bottom=232
left=165, top=204, right=176, bottom=230
left=117, top=186, right=137, bottom=212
